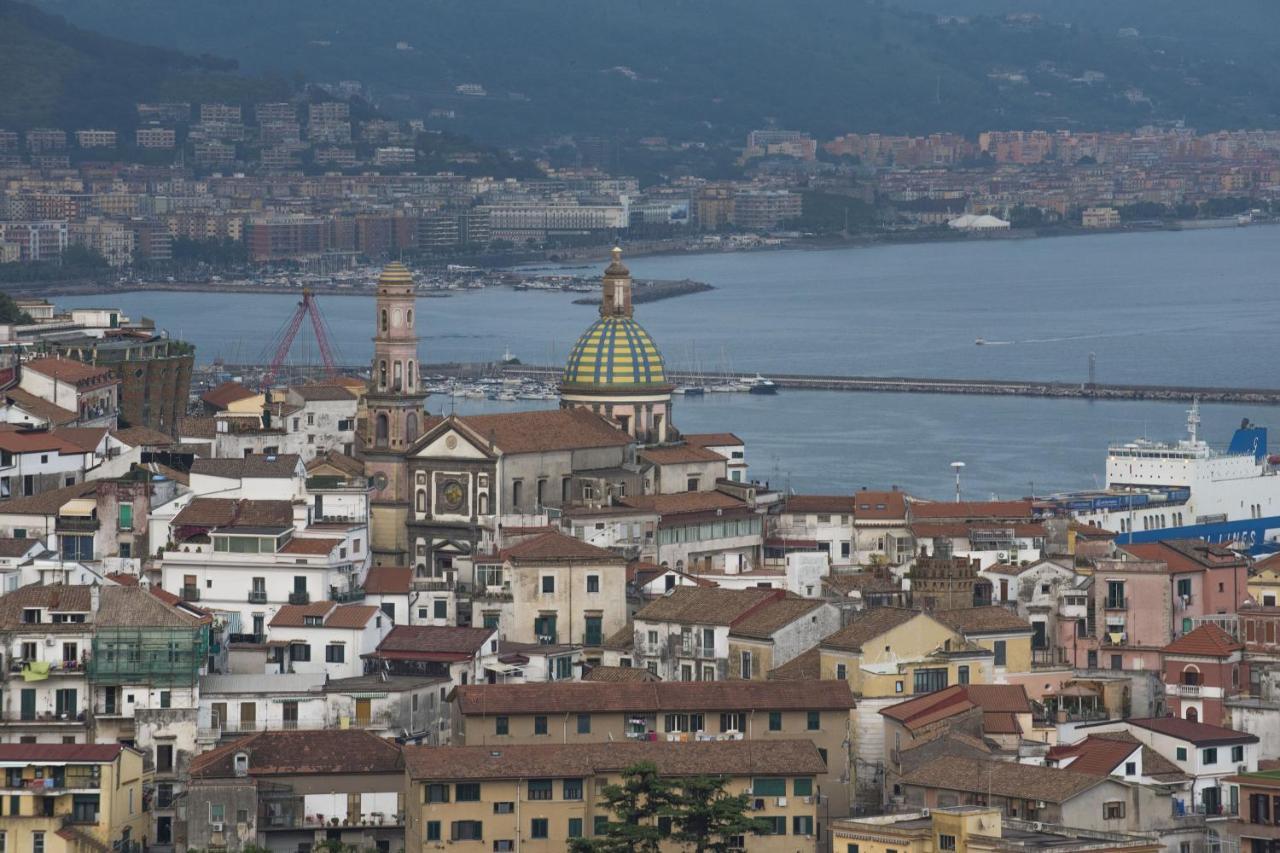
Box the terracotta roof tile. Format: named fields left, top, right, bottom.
left=269, top=602, right=377, bottom=629
left=766, top=647, right=822, bottom=681
left=172, top=498, right=294, bottom=531
left=279, top=537, right=342, bottom=556
left=0, top=480, right=97, bottom=516
left=190, top=730, right=403, bottom=778
left=24, top=356, right=117, bottom=387
left=452, top=679, right=853, bottom=715
left=899, top=755, right=1105, bottom=803
left=3, top=388, right=77, bottom=426
left=435, top=409, right=630, bottom=455
left=820, top=607, right=921, bottom=653
left=190, top=454, right=302, bottom=479
left=852, top=491, right=909, bottom=520
left=289, top=384, right=356, bottom=402
left=583, top=665, right=660, bottom=683
left=1163, top=623, right=1243, bottom=657
left=405, top=740, right=825, bottom=782
left=0, top=537, right=40, bottom=558
left=499, top=530, right=623, bottom=563
left=934, top=606, right=1033, bottom=635
left=681, top=433, right=744, bottom=447
left=306, top=450, right=365, bottom=477
left=201, top=381, right=259, bottom=409
left=1123, top=717, right=1259, bottom=746
left=783, top=495, right=853, bottom=514
left=110, top=426, right=176, bottom=447
left=634, top=587, right=779, bottom=627
left=729, top=595, right=827, bottom=640
left=621, top=491, right=747, bottom=516
left=373, top=626, right=494, bottom=661
left=362, top=565, right=411, bottom=595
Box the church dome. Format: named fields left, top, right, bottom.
left=562, top=315, right=668, bottom=391
left=378, top=262, right=414, bottom=292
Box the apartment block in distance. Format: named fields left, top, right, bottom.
left=405, top=740, right=825, bottom=851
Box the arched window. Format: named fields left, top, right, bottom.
left=416, top=489, right=427, bottom=513
left=1185, top=707, right=1198, bottom=722
left=380, top=308, right=388, bottom=333
left=393, top=361, right=403, bottom=390
left=406, top=412, right=419, bottom=443
left=375, top=413, right=389, bottom=445
left=379, top=360, right=388, bottom=389
left=406, top=309, right=413, bottom=327
left=407, top=361, right=415, bottom=389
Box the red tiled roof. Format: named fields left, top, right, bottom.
left=0, top=537, right=40, bottom=558
left=279, top=537, right=342, bottom=556
left=269, top=602, right=378, bottom=629
left=622, top=491, right=746, bottom=516
left=1120, top=540, right=1247, bottom=573
left=682, top=432, right=744, bottom=447
left=1048, top=736, right=1141, bottom=776
left=783, top=495, right=853, bottom=514
left=639, top=445, right=727, bottom=465
left=23, top=356, right=117, bottom=387
left=498, top=530, right=622, bottom=563
left=362, top=565, right=411, bottom=595
left=190, top=730, right=403, bottom=778
left=0, top=430, right=88, bottom=454
left=853, top=490, right=909, bottom=521
left=438, top=409, right=631, bottom=455
left=373, top=625, right=494, bottom=661
left=201, top=381, right=259, bottom=409
left=1163, top=624, right=1243, bottom=657
left=1124, top=717, right=1259, bottom=746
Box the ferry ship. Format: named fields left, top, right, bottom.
left=1047, top=403, right=1280, bottom=552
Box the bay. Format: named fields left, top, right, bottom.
left=60, top=226, right=1280, bottom=498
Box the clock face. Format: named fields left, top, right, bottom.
left=440, top=478, right=466, bottom=512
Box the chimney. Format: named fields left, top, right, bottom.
left=90, top=584, right=100, bottom=614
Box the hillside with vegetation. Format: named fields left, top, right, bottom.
left=0, top=0, right=291, bottom=130
left=25, top=0, right=1280, bottom=142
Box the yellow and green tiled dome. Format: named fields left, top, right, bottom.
left=563, top=316, right=668, bottom=390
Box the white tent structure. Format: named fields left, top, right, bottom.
left=947, top=213, right=1011, bottom=230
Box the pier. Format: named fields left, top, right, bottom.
left=497, top=365, right=1280, bottom=405
left=197, top=362, right=1280, bottom=405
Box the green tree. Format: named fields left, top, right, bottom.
left=571, top=763, right=769, bottom=853
left=669, top=775, right=771, bottom=853
left=569, top=762, right=680, bottom=853
left=0, top=292, right=33, bottom=324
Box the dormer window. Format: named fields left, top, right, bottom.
left=304, top=616, right=322, bottom=627
left=21, top=608, right=40, bottom=624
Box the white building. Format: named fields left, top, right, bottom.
left=266, top=601, right=391, bottom=679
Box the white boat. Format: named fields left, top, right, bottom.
left=747, top=374, right=778, bottom=395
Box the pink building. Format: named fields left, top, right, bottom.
left=1090, top=541, right=1249, bottom=672
left=1161, top=624, right=1246, bottom=727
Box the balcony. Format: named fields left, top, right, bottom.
left=288, top=591, right=310, bottom=605
left=181, top=586, right=201, bottom=602
left=330, top=586, right=365, bottom=603
left=1103, top=597, right=1129, bottom=610
left=228, top=633, right=265, bottom=645
left=55, top=516, right=99, bottom=533
left=1175, top=683, right=1202, bottom=697
left=247, top=591, right=268, bottom=604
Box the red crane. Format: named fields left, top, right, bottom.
left=260, top=289, right=339, bottom=389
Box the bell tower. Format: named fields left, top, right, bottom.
left=358, top=262, right=428, bottom=565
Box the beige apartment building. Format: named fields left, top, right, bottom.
left=404, top=740, right=825, bottom=852
left=449, top=679, right=856, bottom=823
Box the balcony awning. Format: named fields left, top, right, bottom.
left=60, top=498, right=96, bottom=517
left=339, top=692, right=388, bottom=699
left=1107, top=631, right=1124, bottom=645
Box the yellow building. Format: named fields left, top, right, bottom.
left=933, top=607, right=1035, bottom=679
left=0, top=744, right=147, bottom=853
left=832, top=806, right=1161, bottom=852
left=404, top=740, right=824, bottom=852
left=1248, top=556, right=1280, bottom=606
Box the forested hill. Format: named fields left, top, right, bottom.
left=0, top=0, right=290, bottom=130
left=25, top=0, right=1280, bottom=142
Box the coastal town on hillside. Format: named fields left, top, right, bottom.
left=0, top=249, right=1276, bottom=853
left=2, top=106, right=1280, bottom=281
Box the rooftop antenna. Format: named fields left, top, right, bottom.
left=951, top=461, right=965, bottom=503
left=1186, top=397, right=1201, bottom=444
